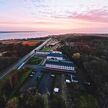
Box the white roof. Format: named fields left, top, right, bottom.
left=52, top=51, right=62, bottom=54
left=54, top=88, right=59, bottom=92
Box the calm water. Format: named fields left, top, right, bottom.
left=0, top=32, right=54, bottom=40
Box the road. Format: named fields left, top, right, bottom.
left=0, top=38, right=51, bottom=80
left=39, top=73, right=53, bottom=94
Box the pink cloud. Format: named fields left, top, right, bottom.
left=69, top=9, right=108, bottom=23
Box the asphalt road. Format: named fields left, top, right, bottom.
left=39, top=73, right=54, bottom=94
left=0, top=38, right=51, bottom=80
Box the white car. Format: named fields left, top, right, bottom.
left=51, top=74, right=55, bottom=77
left=65, top=79, right=71, bottom=84
left=30, top=74, right=33, bottom=77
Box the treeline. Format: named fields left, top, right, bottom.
left=0, top=89, right=66, bottom=108
left=0, top=69, right=66, bottom=108
left=58, top=35, right=108, bottom=108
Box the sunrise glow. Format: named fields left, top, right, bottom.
left=0, top=0, right=108, bottom=33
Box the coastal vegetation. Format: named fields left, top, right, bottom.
left=0, top=39, right=41, bottom=72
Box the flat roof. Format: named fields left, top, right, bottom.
left=54, top=88, right=59, bottom=92
left=36, top=51, right=51, bottom=53
left=47, top=53, right=64, bottom=57
left=45, top=60, right=74, bottom=66
left=51, top=51, right=62, bottom=54
left=43, top=67, right=76, bottom=74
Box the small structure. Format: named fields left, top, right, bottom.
left=54, top=88, right=59, bottom=93
left=47, top=41, right=59, bottom=47
left=51, top=51, right=62, bottom=54
left=35, top=51, right=51, bottom=56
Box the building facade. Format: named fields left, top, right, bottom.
left=47, top=52, right=64, bottom=60
left=45, top=60, right=75, bottom=71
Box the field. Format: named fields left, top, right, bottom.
left=27, top=56, right=43, bottom=65
left=41, top=46, right=52, bottom=51
left=0, top=39, right=41, bottom=73
left=0, top=40, right=40, bottom=46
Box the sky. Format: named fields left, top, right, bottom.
left=0, top=0, right=108, bottom=33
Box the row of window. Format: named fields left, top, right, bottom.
left=47, top=57, right=63, bottom=60
left=45, top=64, right=75, bottom=71
left=36, top=52, right=49, bottom=55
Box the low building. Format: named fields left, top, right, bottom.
left=51, top=51, right=62, bottom=54
left=54, top=88, right=59, bottom=93
left=47, top=52, right=64, bottom=60
left=45, top=60, right=75, bottom=72
left=35, top=51, right=51, bottom=56
left=47, top=41, right=59, bottom=47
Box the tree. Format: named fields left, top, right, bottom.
left=6, top=97, right=19, bottom=108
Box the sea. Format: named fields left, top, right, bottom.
left=0, top=31, right=54, bottom=40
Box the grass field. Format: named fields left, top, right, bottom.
left=41, top=47, right=52, bottom=51
left=27, top=56, right=43, bottom=65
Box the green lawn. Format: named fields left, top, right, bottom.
left=27, top=56, right=43, bottom=65
left=41, top=47, right=52, bottom=51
